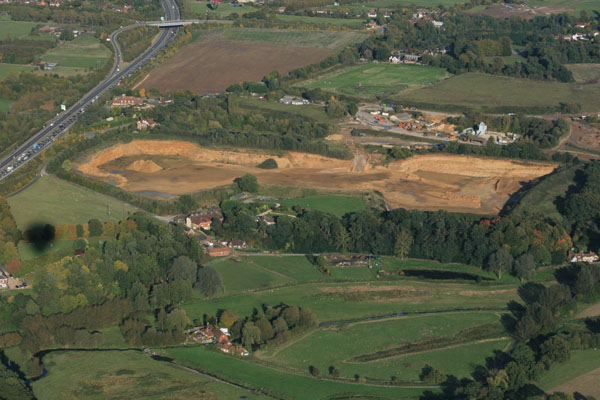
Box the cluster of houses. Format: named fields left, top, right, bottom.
left=37, top=61, right=58, bottom=70
left=388, top=53, right=422, bottom=64
left=409, top=9, right=446, bottom=27
left=2, top=0, right=68, bottom=6
left=570, top=252, right=599, bottom=264
left=111, top=94, right=172, bottom=110
left=172, top=208, right=249, bottom=257
left=279, top=95, right=309, bottom=106
left=325, top=254, right=380, bottom=267
left=186, top=325, right=249, bottom=356
left=38, top=25, right=95, bottom=39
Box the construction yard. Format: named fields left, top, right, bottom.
left=76, top=140, right=556, bottom=214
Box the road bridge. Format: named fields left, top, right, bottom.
left=145, top=19, right=232, bottom=27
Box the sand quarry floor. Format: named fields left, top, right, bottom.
left=77, top=140, right=556, bottom=214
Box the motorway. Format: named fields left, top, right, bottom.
left=0, top=0, right=180, bottom=180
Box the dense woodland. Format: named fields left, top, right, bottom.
left=213, top=201, right=572, bottom=272
left=0, top=38, right=56, bottom=65
left=0, top=213, right=222, bottom=374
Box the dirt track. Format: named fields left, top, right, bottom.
left=142, top=41, right=333, bottom=94
left=77, top=140, right=556, bottom=214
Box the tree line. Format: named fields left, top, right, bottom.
left=212, top=199, right=572, bottom=272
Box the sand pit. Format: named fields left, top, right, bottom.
left=77, top=140, right=556, bottom=214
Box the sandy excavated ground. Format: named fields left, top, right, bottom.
left=142, top=41, right=333, bottom=94
left=78, top=140, right=556, bottom=214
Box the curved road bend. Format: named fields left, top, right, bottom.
left=0, top=0, right=180, bottom=180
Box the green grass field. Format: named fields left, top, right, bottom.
left=18, top=239, right=77, bottom=262
left=7, top=175, right=137, bottom=229
left=240, top=98, right=331, bottom=122
left=275, top=14, right=365, bottom=28
left=567, top=63, right=600, bottom=83
left=262, top=312, right=505, bottom=381
left=526, top=0, right=600, bottom=14
left=393, top=72, right=600, bottom=113
left=32, top=350, right=267, bottom=400
left=41, top=35, right=111, bottom=69
left=246, top=255, right=325, bottom=282
left=183, top=277, right=520, bottom=323
left=0, top=21, right=39, bottom=40
left=34, top=66, right=90, bottom=77
left=280, top=195, right=366, bottom=217
left=510, top=165, right=579, bottom=221
left=192, top=28, right=368, bottom=50
left=537, top=349, right=600, bottom=391
left=212, top=258, right=294, bottom=294
left=327, top=0, right=466, bottom=11
left=304, top=64, right=448, bottom=97
left=190, top=0, right=246, bottom=16
left=0, top=64, right=36, bottom=81
left=165, top=346, right=432, bottom=400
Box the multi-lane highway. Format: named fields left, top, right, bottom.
left=0, top=0, right=180, bottom=180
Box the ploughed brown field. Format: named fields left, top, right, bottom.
left=77, top=140, right=556, bottom=214
left=141, top=41, right=333, bottom=94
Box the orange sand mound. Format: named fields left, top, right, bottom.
left=127, top=160, right=163, bottom=173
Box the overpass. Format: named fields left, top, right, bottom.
left=146, top=19, right=232, bottom=27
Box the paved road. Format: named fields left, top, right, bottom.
left=0, top=0, right=180, bottom=181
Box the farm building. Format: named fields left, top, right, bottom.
left=390, top=112, right=412, bottom=122
left=403, top=54, right=421, bottom=64
left=207, top=245, right=230, bottom=257
left=279, top=95, right=309, bottom=105
left=112, top=94, right=143, bottom=108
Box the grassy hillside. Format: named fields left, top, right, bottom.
left=7, top=175, right=137, bottom=228
left=41, top=35, right=111, bottom=69
left=0, top=20, right=40, bottom=40
left=304, top=64, right=448, bottom=97
left=510, top=165, right=579, bottom=220
left=165, top=346, right=432, bottom=400
left=191, top=28, right=368, bottom=50
left=32, top=350, right=267, bottom=399
left=393, top=72, right=600, bottom=113
left=0, top=64, right=36, bottom=81
left=262, top=312, right=505, bottom=381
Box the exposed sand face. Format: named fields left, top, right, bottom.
left=77, top=140, right=556, bottom=214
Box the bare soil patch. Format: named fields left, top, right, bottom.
left=77, top=140, right=556, bottom=214
left=577, top=302, right=600, bottom=319
left=142, top=40, right=333, bottom=94
left=568, top=121, right=600, bottom=153
left=553, top=367, right=600, bottom=399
